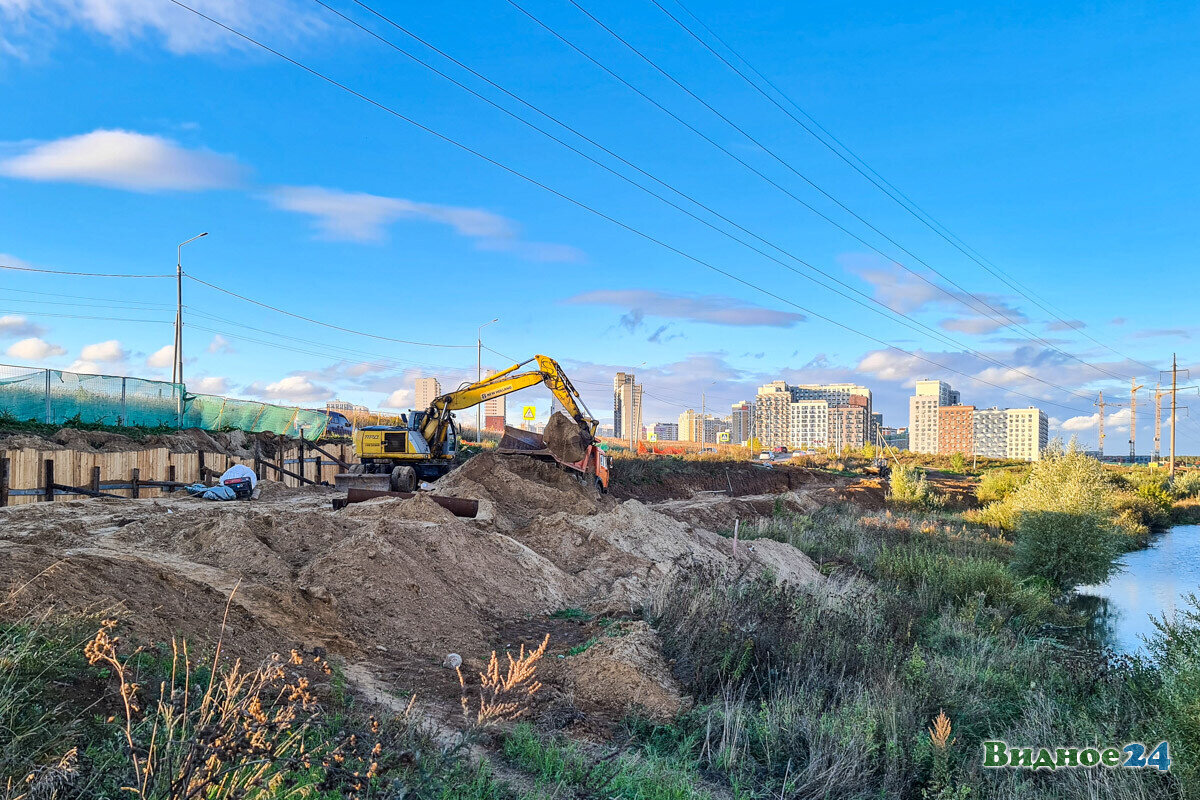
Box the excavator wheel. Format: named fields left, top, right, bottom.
left=390, top=466, right=417, bottom=493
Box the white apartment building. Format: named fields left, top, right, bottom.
left=652, top=422, right=679, bottom=441
left=414, top=377, right=441, bottom=411
left=973, top=407, right=1008, bottom=459
left=613, top=372, right=644, bottom=442
left=1007, top=407, right=1049, bottom=461
left=909, top=379, right=960, bottom=454
left=789, top=400, right=829, bottom=450
left=678, top=409, right=728, bottom=443
left=754, top=382, right=793, bottom=449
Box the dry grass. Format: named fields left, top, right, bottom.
left=459, top=633, right=549, bottom=726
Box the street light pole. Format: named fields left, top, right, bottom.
left=174, top=232, right=208, bottom=388
left=477, top=318, right=498, bottom=441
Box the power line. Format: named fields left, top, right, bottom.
left=660, top=0, right=1160, bottom=376
left=0, top=309, right=172, bottom=325
left=312, top=0, right=1104, bottom=405
left=164, top=0, right=1095, bottom=415
left=0, top=263, right=173, bottom=278
left=0, top=286, right=172, bottom=307
left=514, top=0, right=1130, bottom=383
left=183, top=273, right=475, bottom=349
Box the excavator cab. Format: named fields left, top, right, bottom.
left=334, top=415, right=459, bottom=492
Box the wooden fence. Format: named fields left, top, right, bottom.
left=0, top=441, right=356, bottom=506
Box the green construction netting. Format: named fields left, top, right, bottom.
left=0, top=365, right=327, bottom=439
left=183, top=394, right=328, bottom=439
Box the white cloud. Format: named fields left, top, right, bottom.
left=0, top=314, right=44, bottom=337
left=382, top=388, right=412, bottom=409
left=1060, top=413, right=1098, bottom=432
left=254, top=375, right=332, bottom=403
left=146, top=344, right=174, bottom=368
left=5, top=337, right=66, bottom=360
left=206, top=334, right=234, bottom=354
left=0, top=129, right=244, bottom=192
left=0, top=0, right=323, bottom=56
left=268, top=185, right=581, bottom=260
left=567, top=289, right=805, bottom=328
left=189, top=375, right=228, bottom=394
left=66, top=359, right=103, bottom=374
left=80, top=339, right=126, bottom=362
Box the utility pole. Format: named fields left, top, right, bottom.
left=700, top=391, right=706, bottom=447
left=1130, top=378, right=1145, bottom=462
left=1154, top=384, right=1166, bottom=462
left=476, top=318, right=498, bottom=442
left=1096, top=391, right=1105, bottom=456
left=174, top=232, right=208, bottom=388
left=1171, top=354, right=1178, bottom=476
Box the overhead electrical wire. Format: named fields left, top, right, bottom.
left=511, top=0, right=1131, bottom=383
left=165, top=0, right=1100, bottom=415
left=306, top=0, right=1105, bottom=405
left=659, top=0, right=1160, bottom=375
left=183, top=273, right=475, bottom=349
left=0, top=263, right=173, bottom=278
left=0, top=309, right=172, bottom=325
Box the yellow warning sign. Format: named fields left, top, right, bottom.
left=522, top=405, right=536, bottom=420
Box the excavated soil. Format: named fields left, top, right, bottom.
left=0, top=451, right=841, bottom=731
left=0, top=426, right=303, bottom=459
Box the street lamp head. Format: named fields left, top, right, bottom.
left=198, top=232, right=209, bottom=237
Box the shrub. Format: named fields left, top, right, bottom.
left=978, top=450, right=1113, bottom=532
left=949, top=453, right=966, bottom=473
left=1113, top=489, right=1171, bottom=534
left=1171, top=470, right=1200, bottom=499
left=1009, top=511, right=1117, bottom=590
left=1135, top=594, right=1200, bottom=790
left=890, top=465, right=939, bottom=510
left=975, top=468, right=1028, bottom=505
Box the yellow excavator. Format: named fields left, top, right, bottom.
left=335, top=354, right=610, bottom=493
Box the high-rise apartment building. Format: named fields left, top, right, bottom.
left=1007, top=408, right=1049, bottom=462
left=755, top=381, right=874, bottom=450
left=613, top=372, right=644, bottom=442
left=481, top=370, right=506, bottom=432
left=937, top=405, right=975, bottom=455
left=909, top=379, right=960, bottom=454
left=754, top=382, right=794, bottom=449
left=973, top=408, right=1008, bottom=459
left=789, top=400, right=828, bottom=450
left=414, top=377, right=441, bottom=411
left=870, top=412, right=883, bottom=446
left=829, top=395, right=870, bottom=453
left=652, top=422, right=679, bottom=441
left=678, top=410, right=728, bottom=443
left=730, top=401, right=754, bottom=444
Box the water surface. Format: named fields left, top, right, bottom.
left=1075, top=524, right=1200, bottom=656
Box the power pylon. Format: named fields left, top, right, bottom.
left=1154, top=384, right=1167, bottom=462
left=1130, top=378, right=1145, bottom=462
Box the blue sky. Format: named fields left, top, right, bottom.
left=1, top=0, right=1197, bottom=451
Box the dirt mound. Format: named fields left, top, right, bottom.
left=652, top=491, right=823, bottom=531
left=561, top=622, right=690, bottom=723
left=434, top=452, right=605, bottom=531
left=0, top=425, right=299, bottom=457
left=543, top=412, right=588, bottom=463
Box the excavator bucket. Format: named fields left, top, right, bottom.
left=333, top=470, right=393, bottom=492
left=497, top=412, right=589, bottom=464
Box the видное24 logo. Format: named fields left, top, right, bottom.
left=983, top=741, right=1170, bottom=771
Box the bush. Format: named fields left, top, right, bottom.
left=1134, top=593, right=1200, bottom=791
left=949, top=452, right=966, bottom=473
left=975, top=468, right=1028, bottom=505
left=890, top=465, right=939, bottom=509
left=1171, top=470, right=1200, bottom=499
left=978, top=450, right=1114, bottom=532
left=1010, top=511, right=1117, bottom=590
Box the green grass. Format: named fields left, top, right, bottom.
left=502, top=723, right=714, bottom=800
left=0, top=410, right=178, bottom=440
left=549, top=607, right=591, bottom=621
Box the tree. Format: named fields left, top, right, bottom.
left=1010, top=510, right=1117, bottom=589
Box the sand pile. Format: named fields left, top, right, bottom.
left=434, top=452, right=607, bottom=531
left=560, top=621, right=690, bottom=723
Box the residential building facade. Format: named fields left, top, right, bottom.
left=829, top=395, right=870, bottom=454
left=613, top=372, right=644, bottom=442
left=414, top=377, right=441, bottom=412
left=652, top=422, right=679, bottom=441
left=909, top=379, right=960, bottom=454
left=973, top=408, right=1008, bottom=459
left=482, top=370, right=505, bottom=431
left=730, top=401, right=754, bottom=444
left=788, top=400, right=828, bottom=450
left=937, top=405, right=975, bottom=456
left=1007, top=408, right=1049, bottom=462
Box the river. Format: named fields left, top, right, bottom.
left=1075, top=523, right=1200, bottom=657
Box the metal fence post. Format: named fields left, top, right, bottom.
left=120, top=378, right=127, bottom=425
left=44, top=369, right=51, bottom=423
